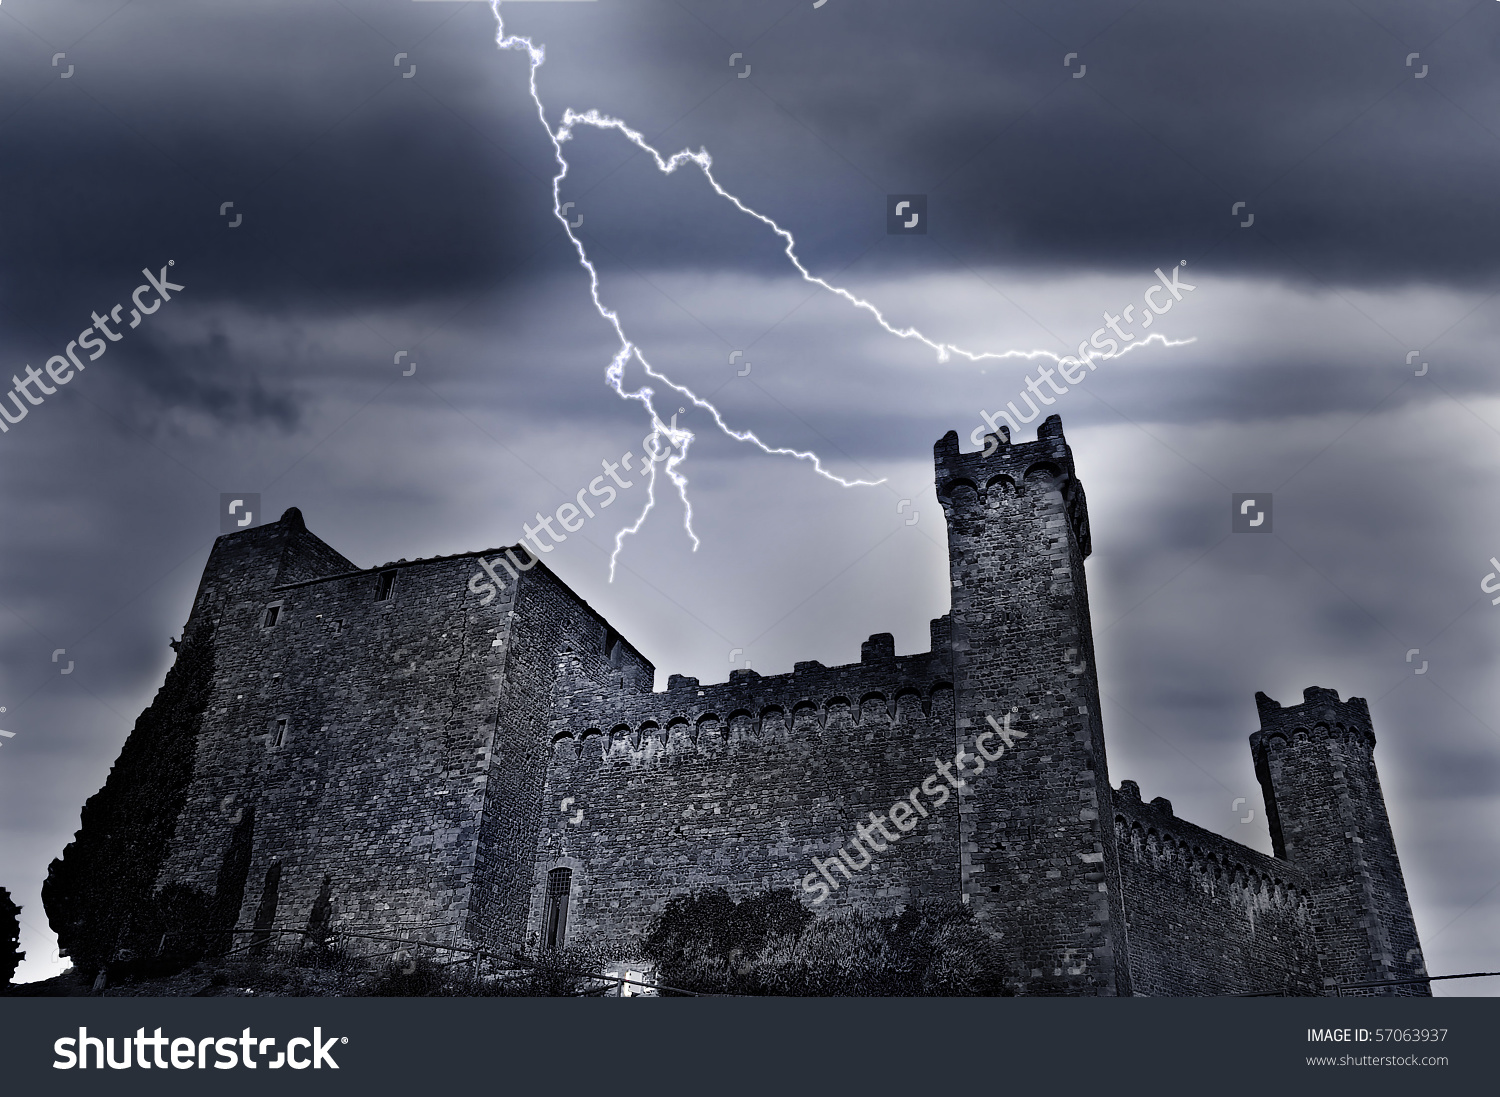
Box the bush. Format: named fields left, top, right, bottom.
left=361, top=939, right=613, bottom=997
left=365, top=954, right=447, bottom=997
left=641, top=890, right=1009, bottom=996
left=488, top=941, right=615, bottom=997
left=757, top=901, right=1009, bottom=996
left=641, top=888, right=810, bottom=995
left=89, top=884, right=221, bottom=985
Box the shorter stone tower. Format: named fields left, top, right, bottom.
left=1251, top=687, right=1428, bottom=995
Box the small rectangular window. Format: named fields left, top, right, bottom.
left=273, top=717, right=287, bottom=748
left=543, top=868, right=572, bottom=949
left=375, top=570, right=397, bottom=601
left=263, top=605, right=281, bottom=628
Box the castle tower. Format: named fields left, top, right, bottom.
left=1251, top=688, right=1428, bottom=995
left=935, top=416, right=1130, bottom=995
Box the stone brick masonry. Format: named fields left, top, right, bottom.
left=44, top=415, right=1428, bottom=995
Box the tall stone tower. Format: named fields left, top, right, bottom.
left=935, top=415, right=1130, bottom=995
left=1251, top=688, right=1428, bottom=995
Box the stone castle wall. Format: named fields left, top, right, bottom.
left=145, top=513, right=648, bottom=954
left=153, top=526, right=506, bottom=948
left=1112, top=783, right=1322, bottom=996
left=468, top=562, right=655, bottom=948
left=531, top=625, right=960, bottom=948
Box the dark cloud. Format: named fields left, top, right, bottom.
left=3, top=0, right=1499, bottom=356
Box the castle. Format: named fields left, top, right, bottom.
left=44, top=416, right=1428, bottom=995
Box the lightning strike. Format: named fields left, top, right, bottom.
left=489, top=3, right=1189, bottom=578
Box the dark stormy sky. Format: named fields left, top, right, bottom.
left=2, top=0, right=1498, bottom=991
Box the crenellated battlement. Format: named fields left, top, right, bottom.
left=549, top=622, right=954, bottom=771
left=551, top=678, right=958, bottom=769
left=1112, top=781, right=1310, bottom=899
left=933, top=412, right=1073, bottom=485
left=933, top=415, right=1090, bottom=558
left=1250, top=687, right=1375, bottom=755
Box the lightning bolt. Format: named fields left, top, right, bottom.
left=490, top=4, right=1190, bottom=578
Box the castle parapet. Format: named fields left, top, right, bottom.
left=933, top=415, right=1090, bottom=558
left=548, top=632, right=956, bottom=769
left=1250, top=687, right=1375, bottom=752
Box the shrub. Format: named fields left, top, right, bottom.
left=498, top=942, right=615, bottom=1002
left=757, top=900, right=1009, bottom=996
left=641, top=890, right=1009, bottom=996
left=365, top=955, right=447, bottom=997
left=364, top=940, right=613, bottom=997
left=641, top=888, right=810, bottom=995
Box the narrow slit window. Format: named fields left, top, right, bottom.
left=375, top=570, right=397, bottom=601
left=543, top=868, right=572, bottom=949
left=273, top=717, right=287, bottom=748
left=263, top=605, right=280, bottom=628
left=604, top=627, right=622, bottom=666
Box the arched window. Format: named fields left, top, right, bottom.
left=543, top=868, right=572, bottom=949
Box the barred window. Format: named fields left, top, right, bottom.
left=543, top=868, right=572, bottom=949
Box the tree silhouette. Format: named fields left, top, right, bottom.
left=1, top=887, right=25, bottom=985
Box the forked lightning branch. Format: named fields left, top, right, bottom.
left=488, top=2, right=1191, bottom=577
